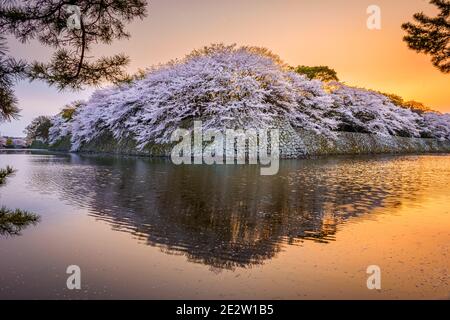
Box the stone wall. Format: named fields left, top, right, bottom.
left=280, top=130, right=450, bottom=158
left=50, top=127, right=450, bottom=158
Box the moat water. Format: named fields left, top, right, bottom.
left=0, top=150, right=448, bottom=299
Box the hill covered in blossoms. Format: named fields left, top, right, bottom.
left=47, top=44, right=450, bottom=153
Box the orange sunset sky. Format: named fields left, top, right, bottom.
left=1, top=0, right=449, bottom=136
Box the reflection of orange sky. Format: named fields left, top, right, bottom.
left=4, top=0, right=450, bottom=136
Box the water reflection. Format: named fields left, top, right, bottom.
left=26, top=152, right=450, bottom=269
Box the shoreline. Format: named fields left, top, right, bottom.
left=44, top=129, right=450, bottom=159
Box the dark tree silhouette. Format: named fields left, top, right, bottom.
left=0, top=166, right=39, bottom=236
left=24, top=115, right=52, bottom=143
left=402, top=0, right=450, bottom=73
left=0, top=0, right=147, bottom=93
left=0, top=35, right=26, bottom=121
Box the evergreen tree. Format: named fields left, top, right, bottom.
left=402, top=0, right=450, bottom=73
left=0, top=35, right=26, bottom=121
left=0, top=0, right=147, bottom=119
left=0, top=165, right=40, bottom=236
left=291, top=65, right=339, bottom=82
